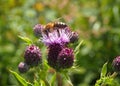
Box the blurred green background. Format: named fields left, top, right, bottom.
left=1, top=0, right=120, bottom=86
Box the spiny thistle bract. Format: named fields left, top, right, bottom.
left=47, top=43, right=63, bottom=69
left=57, top=47, right=74, bottom=69
left=24, top=45, right=42, bottom=66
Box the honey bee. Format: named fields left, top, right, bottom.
left=54, top=22, right=67, bottom=28
left=42, top=22, right=67, bottom=34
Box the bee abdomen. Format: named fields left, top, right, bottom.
left=54, top=22, right=67, bottom=28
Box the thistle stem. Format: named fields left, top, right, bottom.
left=56, top=72, right=63, bottom=86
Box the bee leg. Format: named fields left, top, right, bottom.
left=44, top=30, right=49, bottom=36
left=57, top=29, right=60, bottom=37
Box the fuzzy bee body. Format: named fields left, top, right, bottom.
left=42, top=22, right=67, bottom=34
left=54, top=22, right=67, bottom=28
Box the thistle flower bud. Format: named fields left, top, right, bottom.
left=33, top=24, right=43, bottom=37
left=112, top=56, right=120, bottom=72
left=24, top=45, right=42, bottom=66
left=57, top=48, right=74, bottom=69
left=18, top=62, right=29, bottom=73
left=47, top=43, right=63, bottom=69
left=70, top=32, right=79, bottom=43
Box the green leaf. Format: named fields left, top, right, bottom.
left=40, top=80, right=46, bottom=86
left=44, top=60, right=50, bottom=68
left=74, top=40, right=83, bottom=53
left=18, top=35, right=33, bottom=45
left=50, top=72, right=56, bottom=86
left=9, top=70, right=32, bottom=86
left=63, top=72, right=73, bottom=86
left=34, top=80, right=40, bottom=86
left=95, top=79, right=102, bottom=86
left=101, top=62, right=107, bottom=78
left=74, top=51, right=79, bottom=58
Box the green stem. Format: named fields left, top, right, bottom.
left=64, top=72, right=73, bottom=86
left=44, top=79, right=50, bottom=86
left=56, top=72, right=63, bottom=86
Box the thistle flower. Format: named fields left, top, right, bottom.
left=33, top=22, right=77, bottom=70
left=112, top=56, right=120, bottom=72
left=70, top=32, right=79, bottom=43
left=33, top=22, right=78, bottom=46
left=33, top=24, right=43, bottom=37
left=41, top=27, right=73, bottom=46
left=24, top=45, right=42, bottom=66
left=57, top=48, right=74, bottom=69
left=18, top=62, right=29, bottom=73
left=47, top=43, right=63, bottom=69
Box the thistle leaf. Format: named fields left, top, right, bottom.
left=18, top=35, right=33, bottom=45
left=9, top=70, right=32, bottom=86
left=34, top=80, right=39, bottom=86
left=50, top=73, right=56, bottom=86
left=74, top=40, right=83, bottom=53
left=101, top=62, right=107, bottom=78
left=40, top=80, right=46, bottom=86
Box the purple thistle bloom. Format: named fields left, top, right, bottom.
left=24, top=45, right=42, bottom=66
left=112, top=56, right=120, bottom=72
left=33, top=22, right=79, bottom=46
left=33, top=24, right=44, bottom=37
left=70, top=32, right=79, bottom=43
left=48, top=43, right=63, bottom=69
left=57, top=48, right=74, bottom=69
left=33, top=22, right=77, bottom=70
left=18, top=62, right=29, bottom=73
left=41, top=27, right=73, bottom=46
left=48, top=45, right=74, bottom=70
